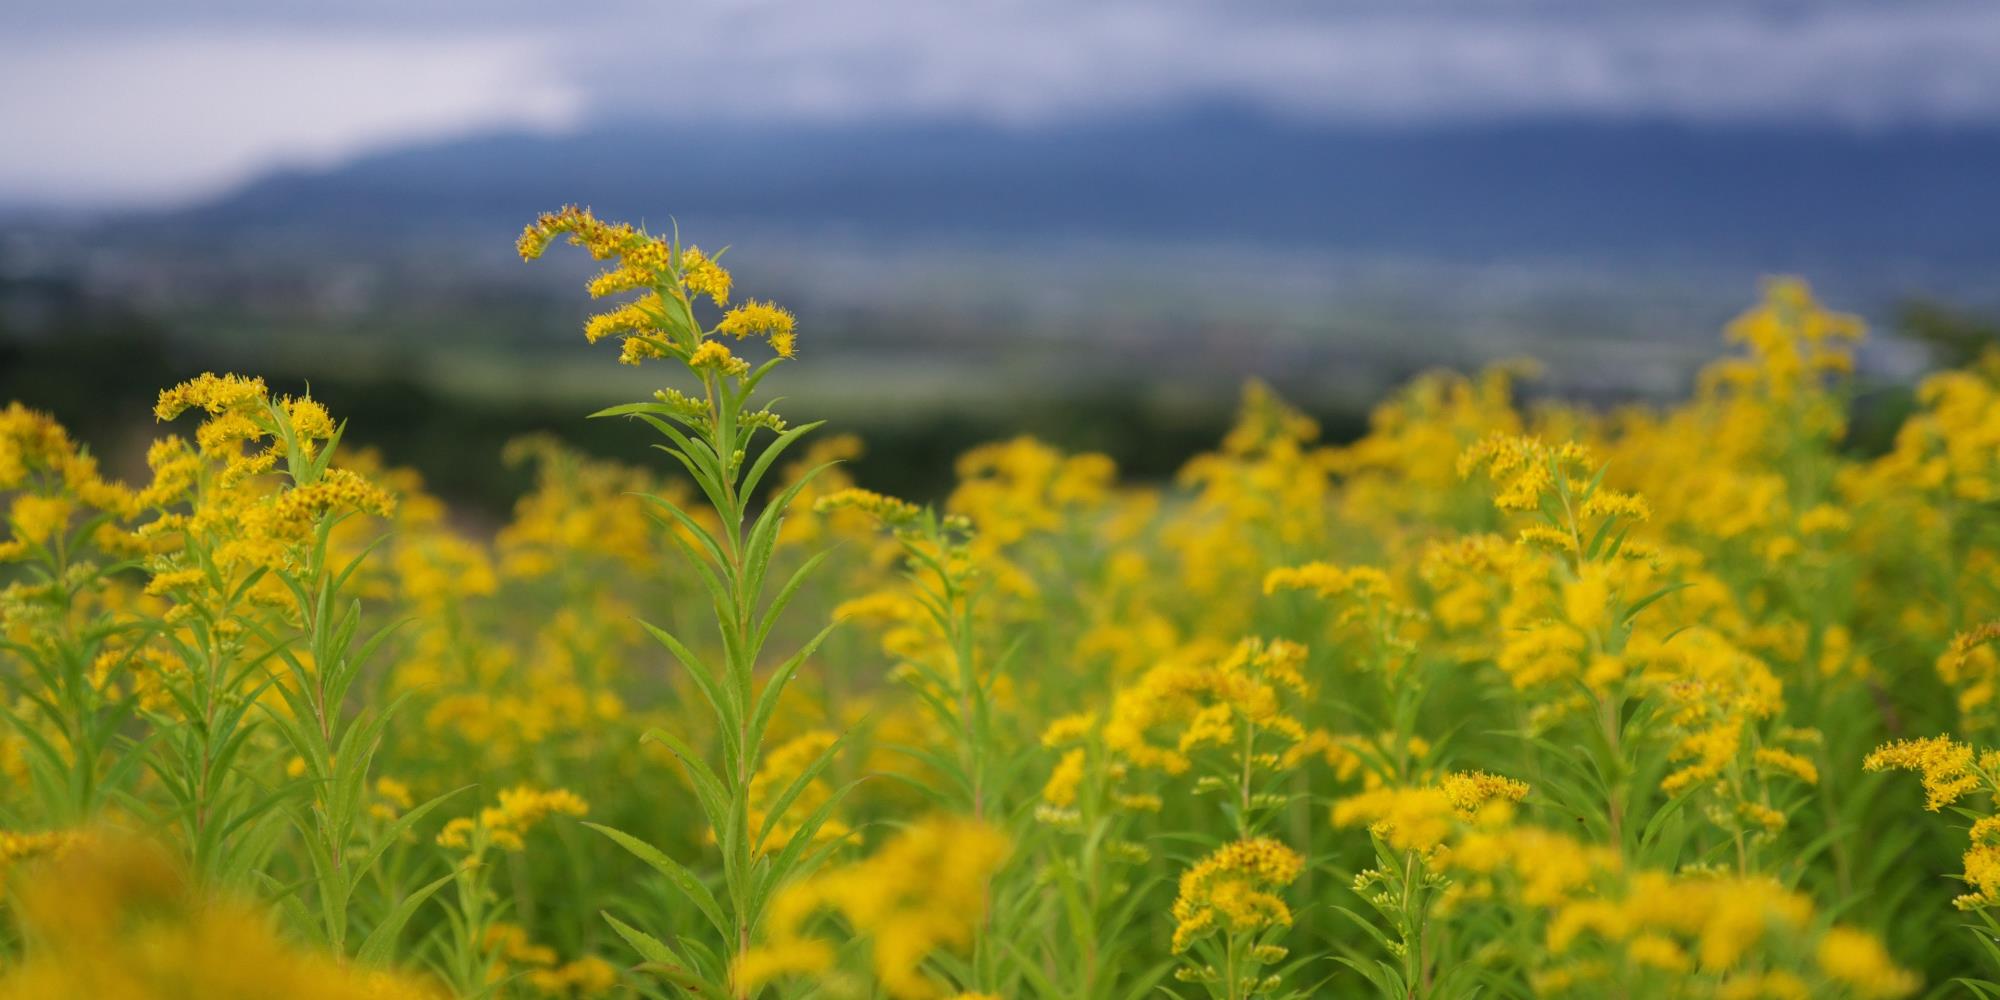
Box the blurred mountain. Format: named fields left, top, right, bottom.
left=154, top=106, right=2000, bottom=273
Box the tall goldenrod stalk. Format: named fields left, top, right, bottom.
left=803, top=501, right=1008, bottom=986
left=254, top=403, right=461, bottom=960
left=521, top=207, right=843, bottom=998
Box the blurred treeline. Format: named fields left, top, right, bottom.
left=4, top=270, right=1991, bottom=520
left=0, top=272, right=1366, bottom=518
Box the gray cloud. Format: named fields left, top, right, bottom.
left=4, top=0, right=1998, bottom=205
left=0, top=29, right=580, bottom=206
left=570, top=0, right=2000, bottom=124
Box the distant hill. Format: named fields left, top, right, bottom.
left=156, top=106, right=2000, bottom=275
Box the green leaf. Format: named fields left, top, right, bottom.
left=356, top=867, right=459, bottom=965
left=640, top=728, right=732, bottom=839
left=354, top=786, right=469, bottom=886
left=741, top=462, right=835, bottom=595
left=651, top=521, right=742, bottom=640
left=739, top=420, right=826, bottom=507
left=587, top=823, right=729, bottom=938
left=1621, top=582, right=1692, bottom=626
left=638, top=493, right=733, bottom=574
left=747, top=622, right=839, bottom=758
left=754, top=550, right=833, bottom=652
left=759, top=783, right=861, bottom=901
left=589, top=401, right=679, bottom=420
left=603, top=911, right=729, bottom=1000
left=638, top=619, right=739, bottom=751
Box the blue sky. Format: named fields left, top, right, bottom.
left=5, top=0, right=1998, bottom=207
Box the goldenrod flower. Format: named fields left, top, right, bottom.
left=1752, top=746, right=1819, bottom=785
left=1103, top=638, right=1311, bottom=776
left=1626, top=933, right=1690, bottom=972
left=687, top=340, right=749, bottom=376
left=1865, top=736, right=1982, bottom=810
left=1042, top=748, right=1086, bottom=807
left=1439, top=770, right=1531, bottom=818
left=1040, top=711, right=1097, bottom=748
left=737, top=816, right=1007, bottom=999
left=438, top=786, right=587, bottom=854
left=518, top=204, right=640, bottom=262
left=815, top=487, right=922, bottom=527
left=679, top=246, right=732, bottom=306
left=9, top=494, right=73, bottom=545
left=718, top=299, right=796, bottom=342
left=733, top=938, right=835, bottom=993
left=1817, top=926, right=1921, bottom=998
left=1333, top=785, right=1457, bottom=853
left=0, top=835, right=442, bottom=998
left=155, top=372, right=268, bottom=421
left=1170, top=837, right=1304, bottom=953
left=583, top=294, right=666, bottom=344
left=1263, top=561, right=1392, bottom=601
left=281, top=394, right=335, bottom=443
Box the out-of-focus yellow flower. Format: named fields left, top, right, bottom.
left=736, top=815, right=1008, bottom=999
left=0, top=834, right=443, bottom=999
left=1816, top=926, right=1922, bottom=999
left=437, top=786, right=588, bottom=854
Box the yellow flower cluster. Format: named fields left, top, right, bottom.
left=1715, top=276, right=1864, bottom=402
left=1263, top=561, right=1393, bottom=602
left=0, top=827, right=83, bottom=876
left=737, top=816, right=1008, bottom=999
left=1865, top=736, right=1984, bottom=811
left=717, top=299, right=797, bottom=358
left=1438, top=812, right=1918, bottom=997
left=521, top=206, right=801, bottom=369
left=1334, top=772, right=1530, bottom=854
left=1866, top=736, right=2000, bottom=911
left=1102, top=637, right=1310, bottom=776
left=0, top=401, right=140, bottom=561
left=437, top=786, right=589, bottom=854
left=815, top=486, right=924, bottom=527
left=0, top=835, right=442, bottom=999
left=145, top=374, right=395, bottom=584
left=1169, top=837, right=1304, bottom=952
left=484, top=924, right=618, bottom=997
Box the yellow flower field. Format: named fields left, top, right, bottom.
left=2, top=204, right=1998, bottom=999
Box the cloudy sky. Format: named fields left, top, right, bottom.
left=5, top=0, right=1998, bottom=207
